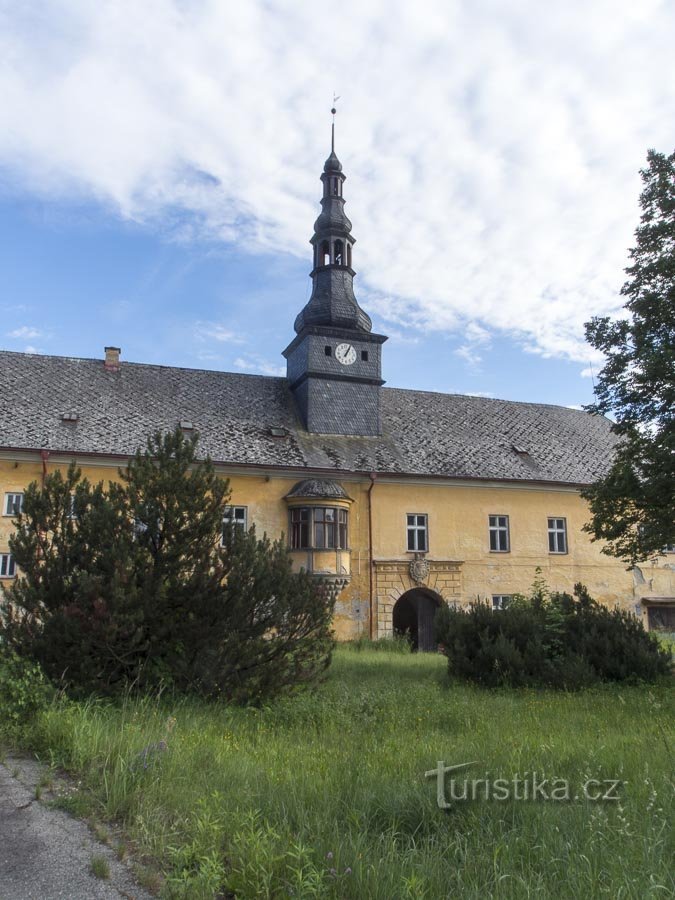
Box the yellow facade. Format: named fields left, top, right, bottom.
left=2, top=451, right=673, bottom=638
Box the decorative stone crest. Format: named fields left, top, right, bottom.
left=409, top=558, right=430, bottom=585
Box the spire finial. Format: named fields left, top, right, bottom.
left=331, top=94, right=340, bottom=152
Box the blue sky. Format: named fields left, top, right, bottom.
left=1, top=0, right=673, bottom=409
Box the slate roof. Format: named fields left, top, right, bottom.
left=286, top=479, right=351, bottom=500
left=0, top=350, right=617, bottom=485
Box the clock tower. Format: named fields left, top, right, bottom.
left=283, top=118, right=387, bottom=436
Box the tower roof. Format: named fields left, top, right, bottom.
left=323, top=149, right=343, bottom=173
left=293, top=125, right=373, bottom=334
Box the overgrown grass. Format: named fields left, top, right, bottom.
left=8, top=648, right=674, bottom=898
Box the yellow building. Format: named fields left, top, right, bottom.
left=1, top=138, right=673, bottom=645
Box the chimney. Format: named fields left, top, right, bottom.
left=104, top=346, right=121, bottom=371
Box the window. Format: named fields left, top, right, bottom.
left=290, top=507, right=348, bottom=550
left=489, top=515, right=510, bottom=552
left=407, top=514, right=428, bottom=552
left=291, top=508, right=310, bottom=548
left=4, top=493, right=23, bottom=516
left=222, top=506, right=247, bottom=542
left=663, top=543, right=675, bottom=553
left=548, top=517, right=567, bottom=553
left=0, top=554, right=16, bottom=578
left=361, top=350, right=369, bottom=362
left=324, top=345, right=332, bottom=356
left=492, top=595, right=511, bottom=610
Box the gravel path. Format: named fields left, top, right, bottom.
left=0, top=755, right=154, bottom=900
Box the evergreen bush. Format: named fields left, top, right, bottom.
left=0, top=429, right=334, bottom=702
left=434, top=579, right=671, bottom=688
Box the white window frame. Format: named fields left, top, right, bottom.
left=0, top=553, right=16, bottom=578
left=492, top=594, right=511, bottom=610
left=489, top=515, right=510, bottom=552
left=663, top=543, right=675, bottom=553
left=4, top=493, right=24, bottom=517
left=548, top=517, right=568, bottom=554
left=406, top=514, right=428, bottom=552
left=222, top=506, right=247, bottom=543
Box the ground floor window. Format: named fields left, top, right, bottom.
left=492, top=594, right=511, bottom=610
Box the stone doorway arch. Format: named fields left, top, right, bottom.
left=393, top=588, right=443, bottom=651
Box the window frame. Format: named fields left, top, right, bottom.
left=406, top=513, right=428, bottom=553
left=289, top=506, right=348, bottom=551
left=492, top=594, right=512, bottom=610
left=3, top=493, right=24, bottom=517
left=488, top=514, right=510, bottom=552
left=0, top=553, right=16, bottom=578
left=222, top=506, right=248, bottom=544
left=547, top=517, right=568, bottom=554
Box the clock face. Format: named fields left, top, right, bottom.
left=335, top=343, right=357, bottom=365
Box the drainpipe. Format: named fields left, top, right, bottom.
left=40, top=449, right=50, bottom=488
left=368, top=472, right=377, bottom=639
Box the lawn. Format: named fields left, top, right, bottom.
left=11, top=645, right=675, bottom=899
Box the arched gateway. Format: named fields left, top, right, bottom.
left=393, top=588, right=443, bottom=652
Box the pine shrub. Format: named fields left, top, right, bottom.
left=434, top=581, right=671, bottom=688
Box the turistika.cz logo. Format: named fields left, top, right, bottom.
left=424, top=761, right=625, bottom=808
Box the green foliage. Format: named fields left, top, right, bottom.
left=0, top=642, right=53, bottom=731
left=434, top=578, right=671, bottom=688
left=0, top=428, right=334, bottom=702
left=21, top=649, right=675, bottom=898
left=583, top=148, right=675, bottom=563
left=342, top=634, right=412, bottom=654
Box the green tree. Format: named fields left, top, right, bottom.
left=1, top=429, right=334, bottom=700
left=583, top=149, right=675, bottom=564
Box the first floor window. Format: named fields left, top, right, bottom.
left=222, top=506, right=247, bottom=543
left=407, top=514, right=428, bottom=552
left=4, top=493, right=23, bottom=516
left=492, top=594, right=511, bottom=610
left=0, top=554, right=16, bottom=578
left=548, top=517, right=567, bottom=553
left=489, top=515, right=510, bottom=552
left=290, top=507, right=348, bottom=550
left=663, top=543, right=675, bottom=553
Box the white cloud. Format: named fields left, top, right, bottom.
left=193, top=321, right=243, bottom=344
left=0, top=0, right=673, bottom=362
left=233, top=355, right=285, bottom=377
left=7, top=325, right=42, bottom=339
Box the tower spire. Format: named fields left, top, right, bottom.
left=292, top=116, right=371, bottom=333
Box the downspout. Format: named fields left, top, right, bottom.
left=368, top=472, right=377, bottom=639
left=40, top=449, right=50, bottom=488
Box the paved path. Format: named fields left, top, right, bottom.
left=0, top=755, right=154, bottom=899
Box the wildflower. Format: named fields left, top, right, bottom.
left=326, top=851, right=333, bottom=860
left=344, top=867, right=352, bottom=875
